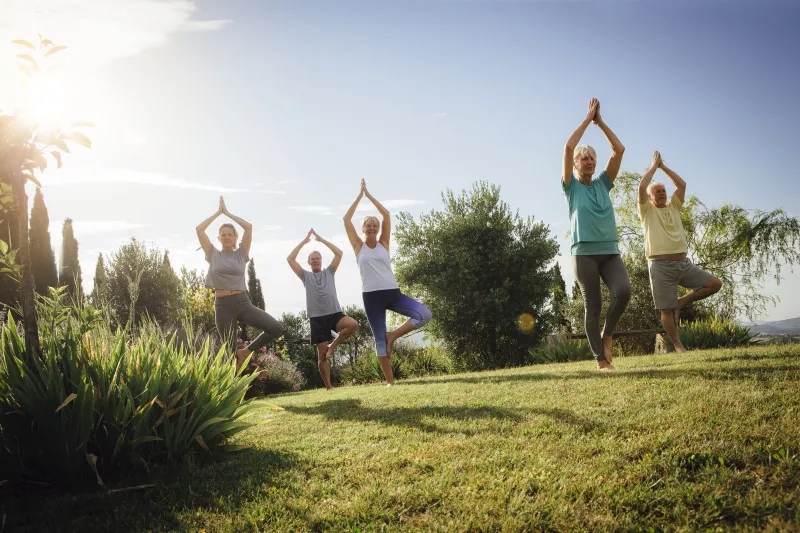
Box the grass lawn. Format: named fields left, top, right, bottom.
left=5, top=344, right=800, bottom=532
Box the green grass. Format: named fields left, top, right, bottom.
left=5, top=345, right=800, bottom=532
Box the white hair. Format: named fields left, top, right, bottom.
left=573, top=144, right=597, bottom=166
left=647, top=181, right=666, bottom=196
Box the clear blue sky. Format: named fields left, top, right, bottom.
left=3, top=0, right=798, bottom=321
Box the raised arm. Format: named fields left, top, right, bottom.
left=312, top=229, right=344, bottom=272
left=639, top=151, right=661, bottom=204
left=659, top=159, right=687, bottom=203
left=220, top=197, right=253, bottom=257
left=361, top=179, right=391, bottom=248
left=563, top=98, right=598, bottom=187
left=196, top=199, right=223, bottom=261
left=286, top=230, right=313, bottom=279
left=343, top=186, right=365, bottom=255
left=593, top=101, right=626, bottom=182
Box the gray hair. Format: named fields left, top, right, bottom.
left=647, top=181, right=665, bottom=196
left=573, top=145, right=597, bottom=166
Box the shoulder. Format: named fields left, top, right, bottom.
left=596, top=171, right=613, bottom=190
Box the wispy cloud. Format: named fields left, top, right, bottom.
left=353, top=199, right=426, bottom=212
left=41, top=167, right=249, bottom=193
left=287, top=206, right=336, bottom=216
left=432, top=112, right=448, bottom=120
left=0, top=0, right=230, bottom=70
left=50, top=219, right=146, bottom=237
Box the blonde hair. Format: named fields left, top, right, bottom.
left=573, top=145, right=597, bottom=166
left=361, top=215, right=380, bottom=230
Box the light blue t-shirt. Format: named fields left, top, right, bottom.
left=562, top=171, right=620, bottom=256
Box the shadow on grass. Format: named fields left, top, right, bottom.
left=3, top=447, right=302, bottom=533
left=284, top=398, right=525, bottom=435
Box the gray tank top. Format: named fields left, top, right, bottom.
left=205, top=247, right=248, bottom=291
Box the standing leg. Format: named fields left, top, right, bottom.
left=363, top=291, right=393, bottom=385
left=598, top=254, right=631, bottom=364
left=660, top=309, right=685, bottom=353
left=316, top=342, right=333, bottom=390
left=573, top=256, right=611, bottom=369
left=215, top=299, right=244, bottom=371
left=385, top=292, right=433, bottom=356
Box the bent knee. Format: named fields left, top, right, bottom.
left=413, top=306, right=433, bottom=328
left=708, top=278, right=723, bottom=293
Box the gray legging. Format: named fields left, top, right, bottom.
left=572, top=254, right=631, bottom=362
left=214, top=292, right=283, bottom=353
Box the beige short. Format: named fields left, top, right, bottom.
left=648, top=258, right=717, bottom=310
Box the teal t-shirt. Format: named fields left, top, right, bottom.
left=562, top=171, right=620, bottom=256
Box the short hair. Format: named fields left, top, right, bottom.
left=573, top=145, right=597, bottom=165
left=307, top=250, right=322, bottom=260
left=361, top=215, right=380, bottom=228
left=647, top=181, right=665, bottom=196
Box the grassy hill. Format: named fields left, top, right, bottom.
left=6, top=344, right=800, bottom=532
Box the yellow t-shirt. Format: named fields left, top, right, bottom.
left=637, top=195, right=688, bottom=258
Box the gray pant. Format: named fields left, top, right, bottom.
left=214, top=292, right=283, bottom=353
left=572, top=254, right=631, bottom=362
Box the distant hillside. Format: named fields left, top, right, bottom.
left=748, top=317, right=800, bottom=335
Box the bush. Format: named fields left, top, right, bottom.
left=672, top=317, right=755, bottom=350
left=247, top=351, right=307, bottom=396
left=394, top=342, right=454, bottom=377
left=339, top=349, right=404, bottom=385
left=0, top=289, right=259, bottom=488
left=528, top=338, right=593, bottom=364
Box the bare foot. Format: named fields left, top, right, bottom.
left=386, top=330, right=398, bottom=357
left=596, top=359, right=615, bottom=371
left=601, top=334, right=613, bottom=364
left=325, top=343, right=336, bottom=359
left=674, top=344, right=687, bottom=354
left=235, top=348, right=250, bottom=372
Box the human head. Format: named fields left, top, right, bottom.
left=361, top=215, right=380, bottom=240
left=307, top=250, right=323, bottom=272
left=218, top=223, right=238, bottom=250
left=647, top=181, right=668, bottom=208
left=573, top=145, right=597, bottom=178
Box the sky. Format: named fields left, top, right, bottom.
left=1, top=0, right=799, bottom=322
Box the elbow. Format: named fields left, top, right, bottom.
left=564, top=142, right=576, bottom=152
left=615, top=144, right=626, bottom=155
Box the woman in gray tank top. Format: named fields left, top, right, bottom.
left=196, top=196, right=283, bottom=372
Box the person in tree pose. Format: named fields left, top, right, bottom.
left=196, top=196, right=283, bottom=371
left=562, top=98, right=631, bottom=370
left=343, top=179, right=432, bottom=385
left=637, top=150, right=722, bottom=352
left=287, top=228, right=359, bottom=390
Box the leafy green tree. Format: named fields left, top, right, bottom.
left=0, top=37, right=92, bottom=362
left=105, top=238, right=182, bottom=328
left=178, top=266, right=216, bottom=334
left=29, top=188, right=58, bottom=296
left=550, top=262, right=571, bottom=333
left=58, top=218, right=82, bottom=301
left=394, top=181, right=559, bottom=370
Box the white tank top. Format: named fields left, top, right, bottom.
left=357, top=242, right=399, bottom=292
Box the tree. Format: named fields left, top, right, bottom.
left=58, top=218, right=82, bottom=301
left=90, top=253, right=109, bottom=308
left=247, top=258, right=265, bottom=311
left=394, top=181, right=559, bottom=370
left=0, top=37, right=92, bottom=363
left=28, top=188, right=58, bottom=296
left=338, top=304, right=373, bottom=363
left=611, top=171, right=800, bottom=321
left=105, top=238, right=182, bottom=328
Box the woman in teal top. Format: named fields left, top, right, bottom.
left=562, top=98, right=631, bottom=371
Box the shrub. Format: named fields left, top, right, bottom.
left=247, top=351, right=307, bottom=396
left=394, top=342, right=454, bottom=377
left=0, top=289, right=259, bottom=488
left=672, top=317, right=755, bottom=350
left=339, top=349, right=404, bottom=385
left=528, top=338, right=594, bottom=364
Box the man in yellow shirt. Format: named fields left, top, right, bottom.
left=638, top=151, right=722, bottom=353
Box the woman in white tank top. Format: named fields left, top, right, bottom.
left=344, top=179, right=432, bottom=386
